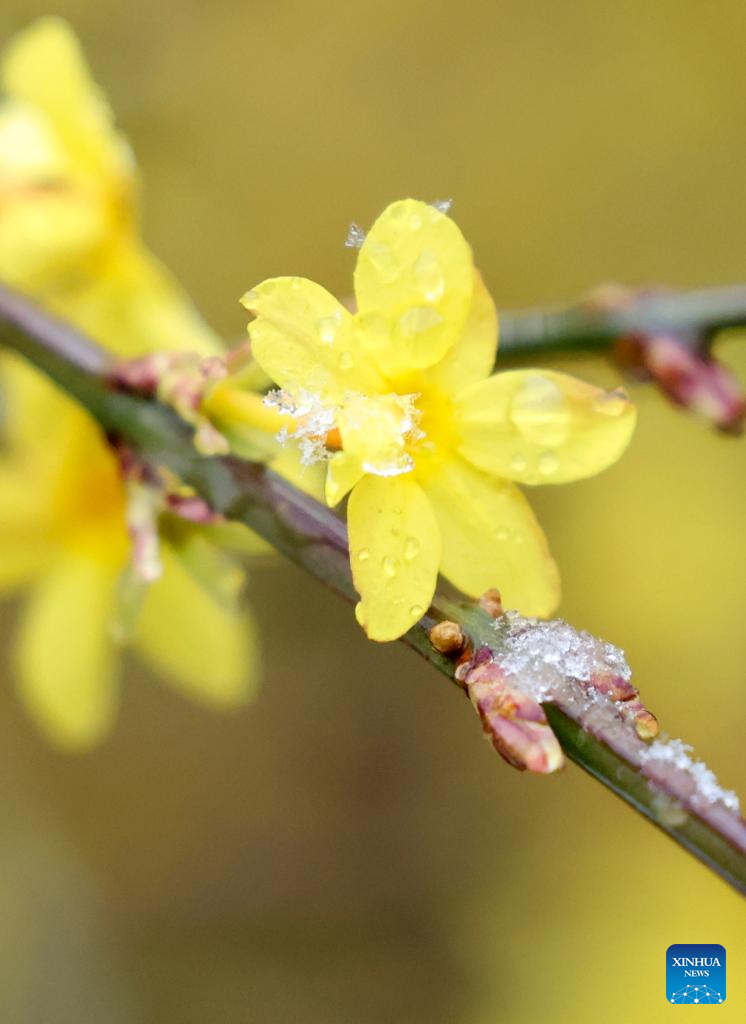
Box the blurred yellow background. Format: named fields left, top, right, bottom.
left=1, top=1, right=745, bottom=1021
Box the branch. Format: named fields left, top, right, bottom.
left=1, top=282, right=745, bottom=896
left=499, top=283, right=746, bottom=357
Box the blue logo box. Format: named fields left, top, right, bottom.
left=667, top=944, right=726, bottom=1004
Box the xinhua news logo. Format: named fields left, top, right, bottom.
left=667, top=944, right=726, bottom=1004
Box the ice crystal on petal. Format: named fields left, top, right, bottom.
left=641, top=738, right=740, bottom=813
left=264, top=387, right=426, bottom=473
left=361, top=453, right=415, bottom=477
left=264, top=388, right=336, bottom=466
left=430, top=198, right=453, bottom=214
left=344, top=222, right=366, bottom=249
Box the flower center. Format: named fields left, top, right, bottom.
left=265, top=388, right=425, bottom=477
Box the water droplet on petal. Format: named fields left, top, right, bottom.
left=409, top=213, right=423, bottom=230
left=510, top=375, right=570, bottom=446
left=404, top=536, right=421, bottom=560
left=382, top=556, right=399, bottom=577
left=290, top=277, right=302, bottom=290
left=365, top=240, right=398, bottom=280
left=495, top=526, right=509, bottom=542
left=398, top=306, right=443, bottom=337
left=513, top=530, right=525, bottom=545
left=318, top=314, right=340, bottom=344
left=510, top=453, right=527, bottom=473
left=410, top=604, right=424, bottom=618
left=338, top=351, right=355, bottom=370
left=414, top=250, right=445, bottom=302
left=593, top=389, right=628, bottom=416
left=241, top=289, right=258, bottom=307
left=538, top=451, right=560, bottom=476
left=358, top=548, right=370, bottom=562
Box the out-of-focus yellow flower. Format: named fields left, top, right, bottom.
left=0, top=395, right=261, bottom=749
left=240, top=199, right=636, bottom=641
left=0, top=19, right=260, bottom=748
left=0, top=16, right=217, bottom=355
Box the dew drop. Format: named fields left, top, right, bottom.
left=382, top=556, right=399, bottom=577
left=290, top=277, right=302, bottom=290
left=241, top=289, right=258, bottom=306
left=495, top=526, right=509, bottom=542
left=410, top=604, right=424, bottom=618
left=593, top=389, right=628, bottom=417
left=409, top=213, right=423, bottom=230
left=365, top=240, right=397, bottom=279
left=318, top=314, right=340, bottom=344
left=650, top=791, right=689, bottom=827
left=414, top=250, right=445, bottom=302
left=513, top=530, right=525, bottom=545
left=398, top=305, right=443, bottom=336
left=358, top=548, right=370, bottom=562
left=338, top=351, right=354, bottom=370
left=538, top=451, right=560, bottom=476
left=404, top=536, right=421, bottom=560
left=510, top=453, right=527, bottom=473
left=509, top=375, right=569, bottom=446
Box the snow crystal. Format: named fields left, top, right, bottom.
left=641, top=738, right=740, bottom=813
left=494, top=610, right=630, bottom=702
left=264, top=388, right=336, bottom=466
left=430, top=198, right=453, bottom=214
left=344, top=222, right=366, bottom=249
left=490, top=612, right=741, bottom=816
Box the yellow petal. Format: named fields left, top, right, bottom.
left=325, top=450, right=364, bottom=507
left=348, top=475, right=441, bottom=641
left=196, top=519, right=272, bottom=558
left=135, top=545, right=259, bottom=708
left=1, top=352, right=75, bottom=447
left=15, top=554, right=120, bottom=750
left=354, top=199, right=474, bottom=377
left=271, top=444, right=327, bottom=501
left=2, top=17, right=131, bottom=182
left=423, top=457, right=560, bottom=617
left=455, top=370, right=636, bottom=485
left=424, top=270, right=498, bottom=395
left=242, top=277, right=383, bottom=402
left=337, top=393, right=416, bottom=479
left=0, top=101, right=110, bottom=289
left=51, top=241, right=224, bottom=357
left=0, top=461, right=51, bottom=590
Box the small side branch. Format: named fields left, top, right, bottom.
left=500, top=284, right=746, bottom=357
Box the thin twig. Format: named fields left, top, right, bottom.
left=499, top=284, right=746, bottom=358
left=1, top=282, right=745, bottom=895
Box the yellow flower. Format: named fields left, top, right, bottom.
left=0, top=17, right=218, bottom=356
left=0, top=19, right=261, bottom=747
left=0, top=393, right=260, bottom=749
left=241, top=198, right=636, bottom=641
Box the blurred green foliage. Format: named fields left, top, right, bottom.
left=0, top=1, right=745, bottom=1021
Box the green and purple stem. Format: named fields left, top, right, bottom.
left=1, top=282, right=745, bottom=895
